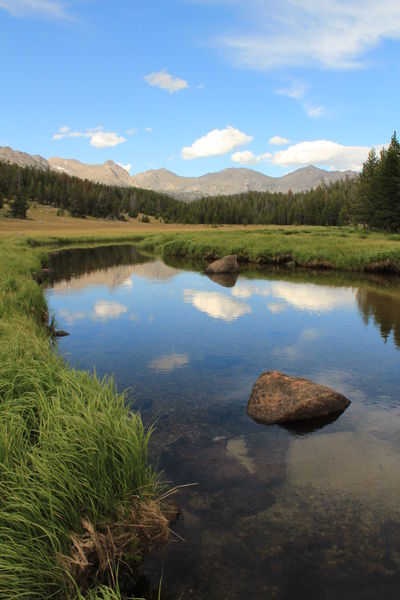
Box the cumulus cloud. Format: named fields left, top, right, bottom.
left=269, top=136, right=290, bottom=146
left=271, top=140, right=376, bottom=171
left=182, top=126, right=253, bottom=160
left=209, top=0, right=400, bottom=70
left=90, top=131, right=126, bottom=148
left=144, top=69, right=188, bottom=93
left=0, top=0, right=67, bottom=18
left=145, top=127, right=152, bottom=132
left=231, top=150, right=271, bottom=165
left=52, top=126, right=126, bottom=148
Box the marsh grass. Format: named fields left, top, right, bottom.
left=0, top=238, right=168, bottom=599
left=136, top=227, right=400, bottom=272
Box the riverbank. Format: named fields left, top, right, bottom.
left=137, top=228, right=400, bottom=273
left=0, top=236, right=168, bottom=599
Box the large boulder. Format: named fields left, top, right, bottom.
left=205, top=255, right=240, bottom=274
left=247, top=371, right=350, bottom=424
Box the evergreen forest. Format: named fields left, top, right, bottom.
left=1, top=132, right=399, bottom=230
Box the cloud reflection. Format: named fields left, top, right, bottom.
left=149, top=353, right=189, bottom=372
left=271, top=282, right=355, bottom=312
left=94, top=301, right=128, bottom=321
left=183, top=289, right=251, bottom=322
left=231, top=283, right=271, bottom=299
left=267, top=302, right=287, bottom=314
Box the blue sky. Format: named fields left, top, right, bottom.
left=1, top=0, right=399, bottom=177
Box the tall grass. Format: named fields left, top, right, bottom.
left=0, top=237, right=166, bottom=599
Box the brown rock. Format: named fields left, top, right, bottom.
left=247, top=371, right=350, bottom=424
left=205, top=255, right=240, bottom=274
left=206, top=271, right=239, bottom=287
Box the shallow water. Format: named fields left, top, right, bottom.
left=45, top=245, right=400, bottom=600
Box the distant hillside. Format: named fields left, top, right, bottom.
left=131, top=165, right=356, bottom=200
left=0, top=145, right=356, bottom=199
left=48, top=157, right=133, bottom=187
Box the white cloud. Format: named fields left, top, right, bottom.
left=182, top=125, right=253, bottom=160
left=149, top=353, right=189, bottom=372
left=117, top=162, right=132, bottom=173
left=231, top=150, right=271, bottom=165
left=0, top=0, right=67, bottom=18
left=271, top=140, right=375, bottom=171
left=145, top=127, right=152, bottom=132
left=144, top=69, right=188, bottom=93
left=52, top=126, right=126, bottom=148
left=183, top=289, right=251, bottom=321
left=126, top=128, right=137, bottom=136
left=90, top=131, right=126, bottom=148
left=269, top=136, right=290, bottom=146
left=210, top=0, right=400, bottom=70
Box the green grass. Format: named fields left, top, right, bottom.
left=0, top=237, right=166, bottom=599
left=136, top=226, right=400, bottom=272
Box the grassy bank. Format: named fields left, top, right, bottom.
left=0, top=236, right=168, bottom=599
left=136, top=227, right=400, bottom=272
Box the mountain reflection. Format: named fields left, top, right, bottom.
left=47, top=245, right=182, bottom=291
left=357, top=288, right=400, bottom=348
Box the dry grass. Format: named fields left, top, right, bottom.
left=63, top=498, right=170, bottom=594
left=0, top=204, right=256, bottom=237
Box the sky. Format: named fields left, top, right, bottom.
left=1, top=0, right=400, bottom=177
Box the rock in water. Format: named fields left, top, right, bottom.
left=205, top=255, right=240, bottom=274
left=247, top=371, right=350, bottom=424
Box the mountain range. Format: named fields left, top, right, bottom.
left=0, top=145, right=356, bottom=201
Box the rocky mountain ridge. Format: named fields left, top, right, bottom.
left=0, top=145, right=356, bottom=201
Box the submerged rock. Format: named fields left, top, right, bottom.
left=205, top=255, right=240, bottom=274
left=247, top=371, right=350, bottom=424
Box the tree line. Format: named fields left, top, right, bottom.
left=0, top=162, right=181, bottom=220
left=1, top=131, right=399, bottom=230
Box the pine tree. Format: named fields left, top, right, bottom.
left=375, top=132, right=400, bottom=231
left=10, top=192, right=28, bottom=218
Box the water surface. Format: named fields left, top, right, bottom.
left=45, top=245, right=400, bottom=600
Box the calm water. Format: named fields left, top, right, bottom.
left=45, top=245, right=400, bottom=600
